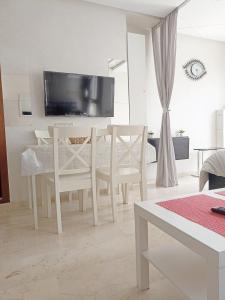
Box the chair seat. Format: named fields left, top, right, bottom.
left=96, top=166, right=140, bottom=183
left=46, top=172, right=91, bottom=193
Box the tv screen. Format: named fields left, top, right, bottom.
left=44, top=71, right=114, bottom=117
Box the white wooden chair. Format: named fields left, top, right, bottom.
left=35, top=128, right=75, bottom=211
left=54, top=122, right=76, bottom=145
left=96, top=125, right=148, bottom=222
left=47, top=126, right=98, bottom=234
left=34, top=130, right=52, bottom=145
left=32, top=129, right=53, bottom=213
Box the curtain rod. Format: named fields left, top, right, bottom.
left=152, top=0, right=191, bottom=31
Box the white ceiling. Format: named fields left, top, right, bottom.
left=178, top=0, right=225, bottom=42
left=83, top=0, right=185, bottom=17
left=84, top=0, right=225, bottom=42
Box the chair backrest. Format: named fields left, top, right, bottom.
left=96, top=128, right=110, bottom=141
left=108, top=125, right=148, bottom=172
left=34, top=130, right=52, bottom=145
left=52, top=126, right=96, bottom=177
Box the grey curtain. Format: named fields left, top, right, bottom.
left=152, top=9, right=178, bottom=187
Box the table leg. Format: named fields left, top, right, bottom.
left=27, top=176, right=32, bottom=209
left=135, top=212, right=149, bottom=290
left=78, top=190, right=87, bottom=212
left=31, top=175, right=38, bottom=230
left=207, top=263, right=225, bottom=300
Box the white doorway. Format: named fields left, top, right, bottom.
left=108, top=59, right=130, bottom=125
left=127, top=32, right=147, bottom=125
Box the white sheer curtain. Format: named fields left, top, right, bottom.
left=152, top=8, right=178, bottom=187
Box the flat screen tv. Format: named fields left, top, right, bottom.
left=44, top=71, right=114, bottom=117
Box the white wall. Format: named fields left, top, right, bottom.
left=3, top=1, right=223, bottom=196
left=147, top=34, right=225, bottom=177
left=0, top=0, right=127, bottom=202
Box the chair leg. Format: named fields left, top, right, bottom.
left=122, top=184, right=125, bottom=202
left=27, top=176, right=32, bottom=209
left=106, top=182, right=110, bottom=195
left=140, top=179, right=147, bottom=201
left=40, top=176, right=45, bottom=208
left=68, top=192, right=73, bottom=204
left=91, top=180, right=98, bottom=226
left=46, top=183, right=52, bottom=218
left=78, top=190, right=84, bottom=212
left=106, top=182, right=120, bottom=195
left=110, top=180, right=117, bottom=222
left=55, top=191, right=62, bottom=234
left=82, top=190, right=88, bottom=212
left=123, top=183, right=128, bottom=204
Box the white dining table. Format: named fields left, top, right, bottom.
left=21, top=142, right=156, bottom=229
left=21, top=142, right=156, bottom=176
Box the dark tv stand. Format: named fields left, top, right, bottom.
left=148, top=136, right=190, bottom=161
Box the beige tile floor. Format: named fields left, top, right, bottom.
left=0, top=176, right=199, bottom=300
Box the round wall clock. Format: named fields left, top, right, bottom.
left=183, top=59, right=207, bottom=80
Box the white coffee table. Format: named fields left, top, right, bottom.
left=134, top=193, right=225, bottom=300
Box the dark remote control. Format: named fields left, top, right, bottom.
left=211, top=207, right=225, bottom=216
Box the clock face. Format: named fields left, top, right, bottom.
left=183, top=59, right=207, bottom=80
left=191, top=63, right=203, bottom=76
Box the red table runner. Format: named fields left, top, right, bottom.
left=216, top=190, right=225, bottom=197
left=157, top=194, right=225, bottom=237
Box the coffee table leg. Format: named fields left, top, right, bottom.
left=207, top=263, right=225, bottom=300
left=135, top=212, right=149, bottom=290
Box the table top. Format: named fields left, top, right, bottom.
left=194, top=147, right=225, bottom=151
left=134, top=191, right=225, bottom=258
